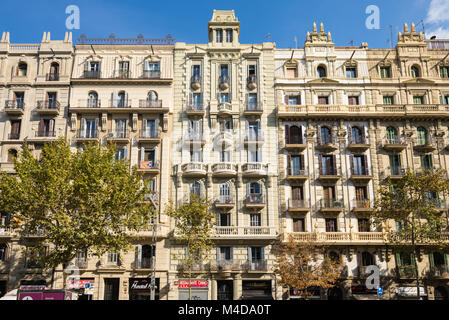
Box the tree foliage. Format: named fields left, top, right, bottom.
left=373, top=169, right=449, bottom=249
left=273, top=236, right=342, bottom=299
left=0, top=139, right=155, bottom=269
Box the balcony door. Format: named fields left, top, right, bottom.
left=144, top=119, right=157, bottom=137
left=351, top=155, right=366, bottom=175
left=325, top=218, right=337, bottom=232
left=417, top=127, right=428, bottom=145
left=351, top=126, right=363, bottom=144
left=38, top=119, right=55, bottom=136
left=248, top=247, right=264, bottom=266
left=47, top=92, right=57, bottom=109
left=86, top=119, right=97, bottom=138
left=320, top=155, right=335, bottom=175
left=323, top=186, right=335, bottom=206
left=386, top=127, right=398, bottom=144
left=219, top=182, right=231, bottom=203
left=389, top=154, right=401, bottom=174
left=291, top=186, right=303, bottom=201
left=288, top=154, right=304, bottom=175
left=320, top=126, right=332, bottom=144
left=115, top=119, right=127, bottom=137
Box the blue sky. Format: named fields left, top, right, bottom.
left=1, top=0, right=449, bottom=48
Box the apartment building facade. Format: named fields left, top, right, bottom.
left=169, top=10, right=280, bottom=300
left=276, top=22, right=449, bottom=300
left=0, top=32, right=74, bottom=296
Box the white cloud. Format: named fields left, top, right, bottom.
left=425, top=0, right=449, bottom=24
left=426, top=26, right=449, bottom=39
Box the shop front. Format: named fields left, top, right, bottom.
left=67, top=278, right=95, bottom=300
left=396, top=286, right=427, bottom=300
left=129, top=278, right=160, bottom=300
left=289, top=287, right=321, bottom=300
left=178, top=280, right=209, bottom=300
left=242, top=280, right=273, bottom=300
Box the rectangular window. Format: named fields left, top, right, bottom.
left=144, top=62, right=159, bottom=71
left=10, top=120, right=21, bottom=139
left=358, top=218, right=370, bottom=232
left=219, top=247, right=232, bottom=260
left=380, top=66, right=391, bottom=78
left=219, top=93, right=230, bottom=103
left=107, top=251, right=119, bottom=264
left=421, top=154, right=433, bottom=171
left=216, top=30, right=223, bottom=42
left=247, top=93, right=258, bottom=109
left=383, top=96, right=394, bottom=105
left=220, top=64, right=229, bottom=77
left=288, top=95, right=300, bottom=105
left=413, top=96, right=424, bottom=104
left=115, top=148, right=126, bottom=161
left=318, top=96, right=329, bottom=105
left=248, top=65, right=257, bottom=77
left=346, top=67, right=357, bottom=78
left=218, top=213, right=230, bottom=227
left=292, top=218, right=305, bottom=232
left=226, top=29, right=233, bottom=42
left=442, top=95, right=449, bottom=105
left=325, top=218, right=337, bottom=232
left=192, top=65, right=201, bottom=76
left=348, top=96, right=359, bottom=105
left=250, top=213, right=261, bottom=227
left=192, top=93, right=202, bottom=108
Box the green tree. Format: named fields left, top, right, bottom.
left=0, top=139, right=155, bottom=287
left=373, top=169, right=449, bottom=300
left=166, top=193, right=215, bottom=300
left=273, top=236, right=342, bottom=300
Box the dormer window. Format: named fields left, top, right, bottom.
left=17, top=62, right=27, bottom=76
left=440, top=66, right=449, bottom=78
left=143, top=61, right=160, bottom=78
left=286, top=66, right=297, bottom=78
left=317, top=66, right=326, bottom=78
left=216, top=29, right=223, bottom=43
left=411, top=65, right=420, bottom=78
left=346, top=66, right=357, bottom=78
left=380, top=66, right=391, bottom=78
left=348, top=96, right=359, bottom=105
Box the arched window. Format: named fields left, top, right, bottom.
left=0, top=243, right=7, bottom=262
left=289, top=125, right=302, bottom=144
left=317, top=65, right=327, bottom=78
left=351, top=126, right=363, bottom=144
left=147, top=90, right=158, bottom=101
left=386, top=127, right=398, bottom=144
left=361, top=252, right=374, bottom=266
left=87, top=91, right=98, bottom=107
left=411, top=65, right=420, bottom=78
left=49, top=62, right=59, bottom=80
left=7, top=149, right=17, bottom=163
left=320, top=126, right=332, bottom=144
left=17, top=62, right=27, bottom=76
left=219, top=182, right=231, bottom=203
left=417, top=127, right=428, bottom=145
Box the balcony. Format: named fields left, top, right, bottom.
left=218, top=74, right=229, bottom=90
left=185, top=132, right=206, bottom=146
left=36, top=100, right=60, bottom=115
left=209, top=260, right=241, bottom=273
left=137, top=130, right=160, bottom=143
left=0, top=226, right=13, bottom=238
left=318, top=168, right=341, bottom=182
left=30, top=130, right=57, bottom=143
left=134, top=257, right=153, bottom=270
left=106, top=130, right=130, bottom=143
left=397, top=265, right=417, bottom=278
left=349, top=168, right=373, bottom=182
left=429, top=265, right=449, bottom=278
left=383, top=137, right=407, bottom=151
left=244, top=132, right=264, bottom=145
left=287, top=199, right=311, bottom=212
left=284, top=139, right=307, bottom=151
left=351, top=199, right=374, bottom=213
left=138, top=99, right=168, bottom=114
left=286, top=168, right=308, bottom=182
left=242, top=163, right=268, bottom=177
left=217, top=102, right=233, bottom=116
left=142, top=70, right=160, bottom=79
left=243, top=102, right=263, bottom=115
left=385, top=166, right=406, bottom=180
left=180, top=224, right=271, bottom=241
left=75, top=129, right=99, bottom=143
left=247, top=75, right=257, bottom=90
left=286, top=231, right=384, bottom=244
left=244, top=194, right=265, bottom=209
left=413, top=137, right=436, bottom=152
left=315, top=136, right=338, bottom=151
left=318, top=199, right=344, bottom=213
left=347, top=137, right=370, bottom=151
left=46, top=73, right=59, bottom=81
left=182, top=162, right=207, bottom=177
left=8, top=133, right=20, bottom=140
left=138, top=161, right=160, bottom=174
left=112, top=70, right=131, bottom=79
left=214, top=131, right=233, bottom=148
left=177, top=261, right=206, bottom=273
left=4, top=100, right=25, bottom=115
left=243, top=260, right=267, bottom=272
left=186, top=104, right=205, bottom=116
left=191, top=75, right=202, bottom=90
left=71, top=99, right=101, bottom=113
left=214, top=196, right=235, bottom=209
left=74, top=259, right=88, bottom=269
left=211, top=163, right=237, bottom=177
left=83, top=70, right=101, bottom=79
left=109, top=99, right=131, bottom=109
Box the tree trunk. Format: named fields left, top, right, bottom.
left=50, top=267, right=55, bottom=288
left=412, top=215, right=421, bottom=300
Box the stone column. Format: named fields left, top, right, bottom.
left=211, top=277, right=217, bottom=300
left=233, top=274, right=242, bottom=300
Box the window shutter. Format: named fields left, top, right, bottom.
left=318, top=154, right=322, bottom=174
left=429, top=252, right=435, bottom=269
left=348, top=126, right=352, bottom=144
left=363, top=155, right=368, bottom=174
left=84, top=61, right=90, bottom=71
left=140, top=147, right=145, bottom=162
left=230, top=247, right=234, bottom=260
left=154, top=146, right=159, bottom=164
left=125, top=92, right=129, bottom=106
left=284, top=93, right=288, bottom=105
left=285, top=125, right=290, bottom=144
left=317, top=126, right=321, bottom=144
left=361, top=126, right=366, bottom=142
left=350, top=154, right=354, bottom=175
left=49, top=119, right=55, bottom=133
left=39, top=119, right=45, bottom=133
left=332, top=155, right=337, bottom=174
left=112, top=91, right=117, bottom=107
left=287, top=154, right=291, bottom=175
left=136, top=245, right=142, bottom=269
left=216, top=247, right=220, bottom=261
left=300, top=154, right=305, bottom=170
left=155, top=116, right=159, bottom=135
left=80, top=118, right=86, bottom=136
left=247, top=247, right=252, bottom=263
left=261, top=247, right=265, bottom=262
left=142, top=118, right=147, bottom=134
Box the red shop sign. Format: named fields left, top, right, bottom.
left=178, top=280, right=208, bottom=289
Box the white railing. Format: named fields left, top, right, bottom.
left=286, top=232, right=384, bottom=243
left=213, top=226, right=276, bottom=238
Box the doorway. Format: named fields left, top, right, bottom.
left=217, top=280, right=233, bottom=300
left=104, top=278, right=120, bottom=300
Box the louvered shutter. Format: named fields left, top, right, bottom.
left=247, top=247, right=252, bottom=264
left=154, top=117, right=159, bottom=136
left=216, top=247, right=220, bottom=261
left=317, top=126, right=322, bottom=144
left=49, top=119, right=55, bottom=134
left=300, top=154, right=305, bottom=171
left=332, top=155, right=337, bottom=175
left=143, top=118, right=147, bottom=137
left=136, top=245, right=142, bottom=269
left=285, top=125, right=290, bottom=144
left=363, top=155, right=368, bottom=175
left=350, top=154, right=354, bottom=175
left=39, top=119, right=45, bottom=134
left=284, top=93, right=288, bottom=105
left=318, top=154, right=322, bottom=175
left=140, top=147, right=145, bottom=162
left=94, top=118, right=99, bottom=137
left=348, top=125, right=352, bottom=144
left=81, top=118, right=87, bottom=137
left=361, top=126, right=366, bottom=143
left=287, top=154, right=291, bottom=176
left=429, top=252, right=435, bottom=269
left=154, top=146, right=159, bottom=165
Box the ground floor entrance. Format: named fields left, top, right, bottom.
left=0, top=280, right=6, bottom=298
left=129, top=278, right=160, bottom=300
left=242, top=280, right=272, bottom=300
left=217, top=280, right=233, bottom=300
left=104, top=278, right=120, bottom=300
